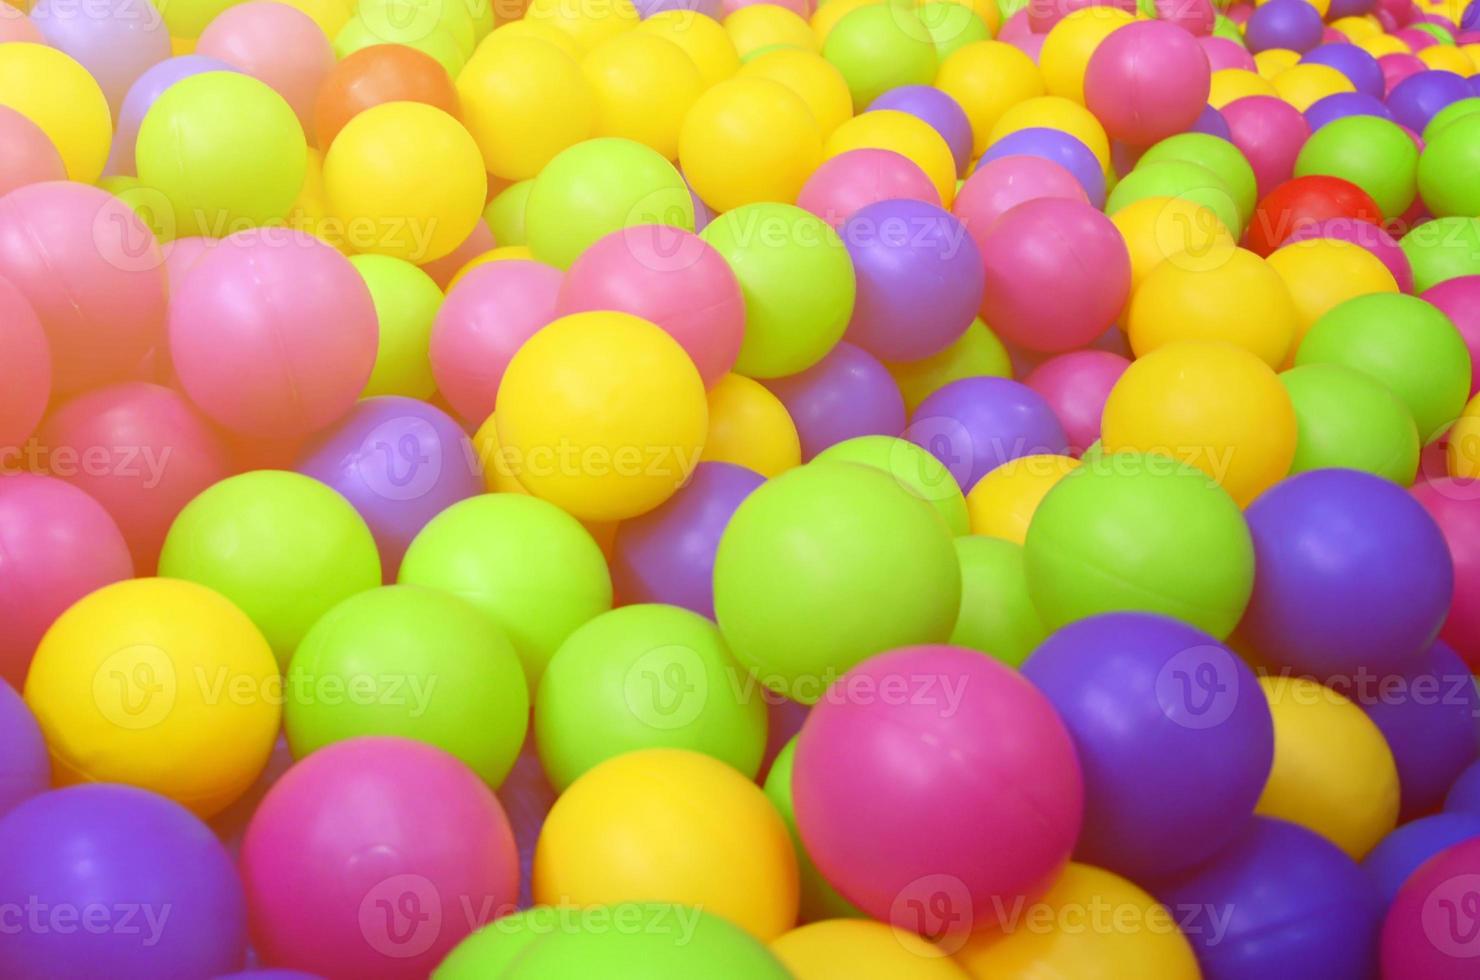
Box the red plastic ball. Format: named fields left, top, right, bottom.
left=1246, top=175, right=1384, bottom=256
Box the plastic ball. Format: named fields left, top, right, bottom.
left=918, top=1, right=992, bottom=62
left=1027, top=0, right=1136, bottom=33
left=1302, top=41, right=1386, bottom=96
left=1404, top=217, right=1480, bottom=292
left=1247, top=0, right=1325, bottom=53
left=1420, top=113, right=1480, bottom=216
left=1411, top=479, right=1480, bottom=669
left=681, top=76, right=823, bottom=212
left=0, top=683, right=46, bottom=818
left=28, top=0, right=168, bottom=116
left=194, top=1, right=331, bottom=132
left=978, top=126, right=1107, bottom=207
left=1222, top=95, right=1311, bottom=198
left=1384, top=836, right=1480, bottom=976
left=0, top=272, right=47, bottom=450
left=1285, top=216, right=1414, bottom=293
left=242, top=737, right=518, bottom=977
left=1449, top=756, right=1480, bottom=814
left=908, top=376, right=1070, bottom=493
left=713, top=462, right=961, bottom=702
left=1022, top=352, right=1126, bottom=454
left=950, top=534, right=1048, bottom=666
left=399, top=493, right=612, bottom=685
left=816, top=434, right=970, bottom=535
left=582, top=31, right=702, bottom=159
left=1203, top=35, right=1258, bottom=73
left=313, top=43, right=457, bottom=149
left=1292, top=114, right=1418, bottom=219
left=1210, top=67, right=1280, bottom=106
left=1280, top=363, right=1420, bottom=482
left=965, top=454, right=1081, bottom=545
left=701, top=373, right=802, bottom=477
left=774, top=920, right=970, bottom=979
left=822, top=4, right=938, bottom=109
left=798, top=148, right=942, bottom=226
left=534, top=748, right=798, bottom=940
left=794, top=645, right=1083, bottom=936
left=524, top=0, right=639, bottom=52
left=1364, top=811, right=1480, bottom=904
left=724, top=4, right=815, bottom=57
left=1267, top=236, right=1400, bottom=346
left=0, top=105, right=63, bottom=198
left=761, top=737, right=863, bottom=922
left=348, top=255, right=440, bottom=400
left=887, top=319, right=1011, bottom=413
left=739, top=47, right=853, bottom=137
left=1039, top=7, right=1137, bottom=105
left=954, top=156, right=1090, bottom=252
left=868, top=85, right=974, bottom=176
left=0, top=43, right=111, bottom=182
left=1388, top=66, right=1474, bottom=131
left=637, top=9, right=741, bottom=87
left=1304, top=89, right=1393, bottom=130
left=988, top=94, right=1111, bottom=169
left=1424, top=97, right=1480, bottom=142
left=1140, top=134, right=1259, bottom=228
left=825, top=109, right=959, bottom=206
left=1249, top=174, right=1383, bottom=257
left=1128, top=248, right=1296, bottom=368
left=935, top=41, right=1046, bottom=158
left=1107, top=160, right=1243, bottom=238
left=1084, top=21, right=1212, bottom=147
left=456, top=36, right=593, bottom=181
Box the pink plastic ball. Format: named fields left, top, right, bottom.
left=796, top=149, right=941, bottom=228
left=30, top=0, right=170, bottom=113
left=195, top=1, right=333, bottom=130
left=419, top=220, right=495, bottom=290
left=1158, top=0, right=1215, bottom=34
left=1379, top=53, right=1426, bottom=95
left=429, top=259, right=562, bottom=425
left=1024, top=349, right=1130, bottom=454
left=0, top=274, right=50, bottom=451
left=1028, top=0, right=1136, bottom=34
left=0, top=5, right=43, bottom=42
left=240, top=737, right=519, bottom=979
left=1411, top=480, right=1480, bottom=670
left=557, top=226, right=744, bottom=387
left=1284, top=217, right=1414, bottom=293
left=0, top=107, right=65, bottom=198
left=161, top=235, right=216, bottom=292
left=0, top=181, right=167, bottom=396
left=1222, top=95, right=1311, bottom=199
left=1393, top=26, right=1436, bottom=49
left=36, top=382, right=232, bottom=574
left=1199, top=35, right=1257, bottom=73
left=954, top=156, right=1089, bottom=254
left=793, top=646, right=1083, bottom=937
left=979, top=198, right=1131, bottom=353
left=169, top=227, right=377, bottom=438
left=1380, top=835, right=1480, bottom=978
left=1423, top=277, right=1480, bottom=397
left=1085, top=21, right=1212, bottom=147
left=0, top=473, right=133, bottom=688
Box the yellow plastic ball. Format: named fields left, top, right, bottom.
left=935, top=41, right=1046, bottom=159
left=681, top=77, right=824, bottom=212
left=701, top=373, right=802, bottom=478
left=1448, top=392, right=1480, bottom=479
left=774, top=920, right=970, bottom=979
left=812, top=0, right=879, bottom=43
left=1111, top=195, right=1238, bottom=295
left=1463, top=43, right=1480, bottom=68
left=1039, top=6, right=1136, bottom=104
left=637, top=11, right=742, bottom=88
left=1418, top=44, right=1475, bottom=74
left=967, top=454, right=1081, bottom=544
left=1266, top=238, right=1399, bottom=354
left=0, top=44, right=112, bottom=183
left=1329, top=15, right=1381, bottom=39
left=955, top=863, right=1201, bottom=979
left=479, top=18, right=585, bottom=60
left=1271, top=64, right=1355, bottom=112
left=583, top=32, right=704, bottom=159
left=1208, top=68, right=1278, bottom=108
left=322, top=101, right=485, bottom=263
left=987, top=94, right=1109, bottom=168
left=726, top=4, right=819, bottom=57
left=826, top=109, right=958, bottom=205
left=1254, top=47, right=1301, bottom=80
left=533, top=748, right=800, bottom=941
left=1358, top=33, right=1412, bottom=57
left=1127, top=246, right=1298, bottom=368
left=525, top=0, right=639, bottom=54
left=459, top=36, right=596, bottom=181
left=888, top=318, right=1012, bottom=412
left=740, top=47, right=854, bottom=136
left=1255, top=675, right=1400, bottom=860
left=276, top=0, right=352, bottom=38
left=472, top=413, right=533, bottom=494
left=1102, top=340, right=1298, bottom=506
left=24, top=578, right=280, bottom=819
left=496, top=311, right=708, bottom=521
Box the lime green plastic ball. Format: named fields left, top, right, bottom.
left=525, top=137, right=694, bottom=269
left=1418, top=113, right=1480, bottom=219
left=1213, top=14, right=1243, bottom=43
left=136, top=72, right=307, bottom=238
left=700, top=202, right=855, bottom=378
left=335, top=18, right=467, bottom=77
left=1294, top=115, right=1419, bottom=220
left=484, top=179, right=533, bottom=247
left=534, top=604, right=768, bottom=792
left=398, top=493, right=613, bottom=685
left=1294, top=292, right=1471, bottom=445
left=822, top=4, right=939, bottom=110
left=713, top=461, right=961, bottom=703
left=161, top=0, right=243, bottom=38
left=1410, top=21, right=1453, bottom=44
left=158, top=470, right=382, bottom=667
left=1138, top=133, right=1259, bottom=229
left=1023, top=453, right=1254, bottom=639
left=284, top=585, right=528, bottom=785
left=1402, top=217, right=1480, bottom=292
left=1107, top=160, right=1242, bottom=238
left=814, top=435, right=969, bottom=535
left=919, top=2, right=990, bottom=62
left=762, top=737, right=863, bottom=922
left=1423, top=97, right=1480, bottom=142
left=1279, top=363, right=1420, bottom=485
left=950, top=535, right=1048, bottom=668
left=350, top=254, right=442, bottom=400
left=436, top=908, right=557, bottom=978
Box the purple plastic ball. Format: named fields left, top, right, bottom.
left=1327, top=0, right=1375, bottom=18
left=1305, top=91, right=1394, bottom=129
left=1191, top=104, right=1232, bottom=141
left=907, top=376, right=1069, bottom=492
left=611, top=461, right=765, bottom=617
left=1301, top=43, right=1386, bottom=98
left=1362, top=812, right=1480, bottom=903
left=979, top=127, right=1107, bottom=208
left=1154, top=818, right=1383, bottom=980
left=632, top=0, right=720, bottom=16
left=1447, top=757, right=1480, bottom=814
left=763, top=342, right=905, bottom=460
left=1246, top=0, right=1325, bottom=53
left=296, top=395, right=481, bottom=578
left=839, top=198, right=983, bottom=363
left=1240, top=469, right=1454, bottom=679
left=0, top=683, right=46, bottom=819
left=1022, top=613, right=1274, bottom=879
left=0, top=784, right=247, bottom=978
left=30, top=0, right=170, bottom=115
left=1387, top=69, right=1475, bottom=133
left=868, top=85, right=974, bottom=176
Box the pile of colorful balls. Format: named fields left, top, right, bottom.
left=1, top=0, right=1480, bottom=974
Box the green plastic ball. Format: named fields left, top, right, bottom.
left=436, top=908, right=557, bottom=978
left=1294, top=115, right=1419, bottom=220
left=1294, top=292, right=1472, bottom=445
left=1212, top=14, right=1244, bottom=43
left=398, top=493, right=613, bottom=685
left=762, top=737, right=863, bottom=922
left=525, top=137, right=694, bottom=269
left=1422, top=97, right=1480, bottom=142
left=1023, top=453, right=1254, bottom=639
left=1138, top=133, right=1259, bottom=229
left=918, top=2, right=990, bottom=62
left=814, top=435, right=970, bottom=535
left=1279, top=363, right=1420, bottom=485
left=534, top=604, right=768, bottom=792
left=1409, top=21, right=1453, bottom=44
left=1401, top=216, right=1480, bottom=292
left=1107, top=160, right=1241, bottom=239
left=351, top=254, right=442, bottom=400
left=700, top=203, right=856, bottom=378
left=484, top=179, right=533, bottom=247
left=159, top=470, right=381, bottom=667
left=713, top=461, right=961, bottom=703
left=822, top=4, right=939, bottom=110
left=1418, top=113, right=1480, bottom=219
left=950, top=535, right=1048, bottom=668
left=284, top=585, right=528, bottom=785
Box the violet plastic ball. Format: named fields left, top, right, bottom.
left=1363, top=812, right=1480, bottom=904
left=1448, top=757, right=1480, bottom=814
left=0, top=683, right=46, bottom=819
left=1192, top=104, right=1232, bottom=141
left=763, top=342, right=905, bottom=460
left=1302, top=43, right=1386, bottom=98
left=633, top=0, right=721, bottom=16
left=1245, top=0, right=1324, bottom=53
left=1388, top=69, right=1474, bottom=133
left=1328, top=0, right=1375, bottom=17
left=907, top=376, right=1069, bottom=492
left=1306, top=91, right=1394, bottom=129
left=868, top=86, right=974, bottom=176
left=979, top=127, right=1106, bottom=207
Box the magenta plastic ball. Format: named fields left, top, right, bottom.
left=1024, top=349, right=1129, bottom=453
left=980, top=127, right=1107, bottom=208
left=1380, top=53, right=1428, bottom=96
left=1381, top=835, right=1480, bottom=978
left=793, top=646, right=1083, bottom=935
left=1085, top=21, right=1212, bottom=146
left=429, top=260, right=561, bottom=425
left=1302, top=43, right=1386, bottom=98
left=1157, top=0, right=1215, bottom=34
left=1283, top=217, right=1413, bottom=291
left=610, top=460, right=765, bottom=616
left=30, top=0, right=170, bottom=113
left=1245, top=0, right=1324, bottom=52
left=954, top=155, right=1089, bottom=254
left=1388, top=69, right=1474, bottom=131
left=0, top=106, right=65, bottom=197
left=240, top=737, right=519, bottom=979
left=0, top=272, right=50, bottom=450
left=296, top=396, right=482, bottom=578
left=1027, top=0, right=1136, bottom=34
left=978, top=197, right=1130, bottom=353
left=556, top=225, right=744, bottom=387
left=762, top=342, right=905, bottom=459
left=868, top=86, right=974, bottom=176
left=1423, top=276, right=1480, bottom=395
left=839, top=198, right=984, bottom=362
left=1200, top=35, right=1257, bottom=73
left=0, top=683, right=46, bottom=819
left=170, top=228, right=376, bottom=439
left=1222, top=95, right=1312, bottom=198
left=796, top=149, right=941, bottom=227
left=907, top=375, right=1070, bottom=491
